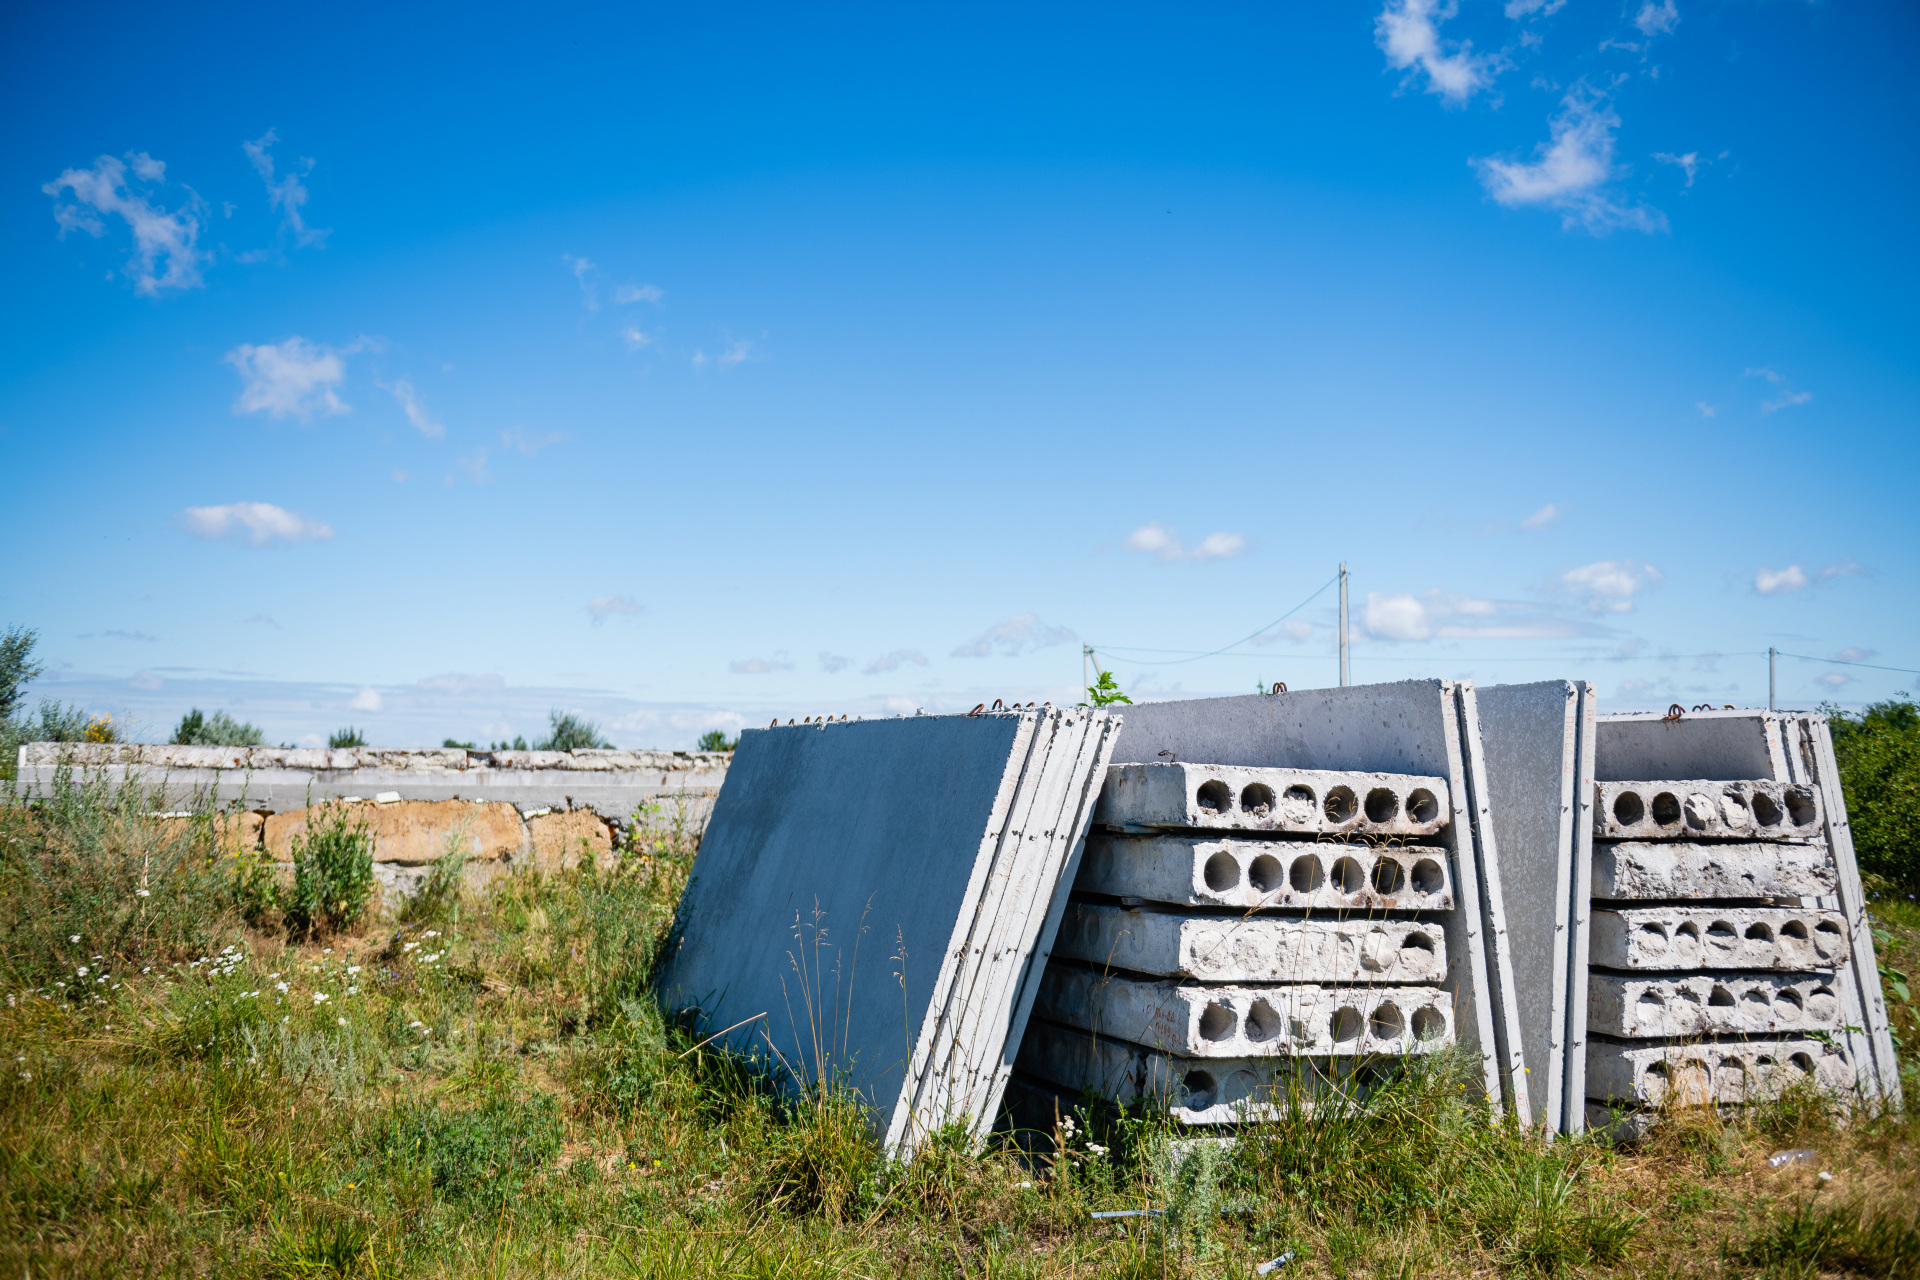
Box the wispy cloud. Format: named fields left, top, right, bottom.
left=83, top=629, right=158, bottom=643
left=621, top=325, right=655, bottom=350
left=616, top=283, right=663, bottom=304
left=1474, top=88, right=1667, bottom=234
left=227, top=337, right=351, bottom=420
left=1121, top=522, right=1249, bottom=564
left=1835, top=647, right=1877, bottom=663
left=1655, top=151, right=1700, bottom=186
left=692, top=339, right=755, bottom=368
left=1815, top=672, right=1853, bottom=690
left=864, top=649, right=928, bottom=675
left=179, top=502, right=334, bottom=547
left=562, top=254, right=598, bottom=311
left=586, top=595, right=641, bottom=624
left=1505, top=0, right=1566, bottom=16
left=819, top=652, right=850, bottom=673
left=1560, top=559, right=1661, bottom=613
left=241, top=130, right=328, bottom=249
left=1634, top=0, right=1679, bottom=37
left=1376, top=0, right=1497, bottom=104
left=1696, top=402, right=1717, bottom=417
left=1251, top=619, right=1316, bottom=647
left=383, top=378, right=443, bottom=438
left=1754, top=560, right=1863, bottom=595
left=454, top=448, right=489, bottom=484
left=417, top=672, right=504, bottom=695
left=43, top=152, right=208, bottom=295
left=129, top=670, right=162, bottom=691
left=499, top=428, right=564, bottom=456
left=951, top=614, right=1075, bottom=658
left=1519, top=503, right=1561, bottom=531
left=1744, top=367, right=1813, bottom=414
left=349, top=686, right=384, bottom=713
left=730, top=655, right=793, bottom=674
left=1361, top=590, right=1582, bottom=642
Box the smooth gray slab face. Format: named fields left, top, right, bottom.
left=1112, top=684, right=1454, bottom=775
left=1594, top=712, right=1783, bottom=783
left=656, top=715, right=1028, bottom=1137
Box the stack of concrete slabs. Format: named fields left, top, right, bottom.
left=1009, top=680, right=1529, bottom=1123
left=1473, top=681, right=1597, bottom=1134
left=656, top=706, right=1121, bottom=1157
left=1582, top=708, right=1900, bottom=1127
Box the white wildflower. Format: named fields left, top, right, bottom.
left=76, top=966, right=89, bottom=977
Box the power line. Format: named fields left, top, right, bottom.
left=1090, top=574, right=1339, bottom=667
left=1777, top=651, right=1920, bottom=677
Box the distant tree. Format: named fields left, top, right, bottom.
left=490, top=736, right=530, bottom=751
left=173, top=708, right=265, bottom=747
left=1, top=626, right=44, bottom=723
left=329, top=726, right=368, bottom=748
left=443, top=738, right=477, bottom=750
left=696, top=729, right=738, bottom=752
left=535, top=710, right=612, bottom=752
left=1827, top=698, right=1920, bottom=889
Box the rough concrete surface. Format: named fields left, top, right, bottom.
left=527, top=809, right=615, bottom=872
left=1034, top=965, right=1455, bottom=1057
left=153, top=809, right=265, bottom=857
left=1595, top=779, right=1823, bottom=842
left=1589, top=907, right=1849, bottom=971
left=1587, top=972, right=1842, bottom=1037
left=1094, top=762, right=1449, bottom=838
left=264, top=799, right=530, bottom=865
left=1586, top=1036, right=1853, bottom=1106
left=1052, top=901, right=1448, bottom=984
left=1592, top=841, right=1837, bottom=900
left=1073, top=832, right=1453, bottom=913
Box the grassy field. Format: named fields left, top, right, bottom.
left=3, top=775, right=1918, bottom=1278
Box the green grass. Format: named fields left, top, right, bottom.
left=2, top=778, right=1917, bottom=1277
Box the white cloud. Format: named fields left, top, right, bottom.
left=730, top=655, right=793, bottom=674
left=1251, top=619, right=1316, bottom=647
left=819, top=652, right=850, bottom=673
left=563, top=254, right=598, bottom=311
left=241, top=129, right=328, bottom=249
left=455, top=448, right=489, bottom=484
left=1360, top=589, right=1579, bottom=642
left=1121, top=522, right=1249, bottom=564
left=1754, top=565, right=1808, bottom=595
left=416, top=672, right=504, bottom=695
left=42, top=153, right=208, bottom=295
left=616, top=284, right=663, bottom=304
left=1815, top=672, right=1853, bottom=690
left=1655, top=151, right=1700, bottom=187
left=587, top=595, right=641, bottom=624
left=1561, top=559, right=1661, bottom=613
left=1696, top=402, right=1717, bottom=417
left=1505, top=0, right=1566, bottom=15
left=1835, top=647, right=1877, bottom=663
left=1474, top=89, right=1667, bottom=234
left=349, top=686, right=384, bottom=713
left=1634, top=0, right=1679, bottom=37
left=864, top=649, right=929, bottom=675
left=1520, top=503, right=1561, bottom=531
left=1743, top=366, right=1813, bottom=414
left=129, top=670, right=162, bottom=691
left=952, top=614, right=1075, bottom=658
left=620, top=325, right=655, bottom=350
left=499, top=428, right=564, bottom=456
left=1376, top=0, right=1496, bottom=104
left=227, top=337, right=350, bottom=420
left=694, top=339, right=756, bottom=368
left=179, top=502, right=334, bottom=547
left=384, top=378, right=443, bottom=438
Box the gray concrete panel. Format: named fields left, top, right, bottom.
left=1593, top=841, right=1837, bottom=900
left=1595, top=779, right=1823, bottom=842
left=1586, top=1037, right=1854, bottom=1106
left=1093, top=763, right=1449, bottom=838
left=1073, top=832, right=1453, bottom=913
left=1563, top=683, right=1598, bottom=1133
left=1034, top=965, right=1455, bottom=1057
left=1587, top=972, right=1843, bottom=1037
left=1052, top=902, right=1448, bottom=984
left=1592, top=711, right=1787, bottom=783
left=1590, top=907, right=1849, bottom=971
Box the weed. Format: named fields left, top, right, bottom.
left=283, top=803, right=374, bottom=939
left=377, top=1092, right=562, bottom=1214
left=172, top=707, right=265, bottom=746
left=326, top=726, right=366, bottom=749
left=1737, top=1195, right=1920, bottom=1277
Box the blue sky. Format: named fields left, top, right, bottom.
left=3, top=1, right=1915, bottom=749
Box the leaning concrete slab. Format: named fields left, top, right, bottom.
left=655, top=707, right=1119, bottom=1158
left=1073, top=832, right=1454, bottom=913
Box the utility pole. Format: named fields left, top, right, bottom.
left=1083, top=644, right=1094, bottom=698
left=1769, top=646, right=1777, bottom=712
left=1339, top=562, right=1350, bottom=687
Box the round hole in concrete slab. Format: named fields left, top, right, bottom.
left=1720, top=793, right=1751, bottom=829
left=1785, top=788, right=1818, bottom=828
left=1248, top=853, right=1284, bottom=894
left=1401, top=932, right=1436, bottom=963
left=1410, top=858, right=1444, bottom=895
left=1778, top=919, right=1810, bottom=961
left=1787, top=1052, right=1814, bottom=1077
left=1674, top=922, right=1702, bottom=962
left=1245, top=999, right=1283, bottom=1043
left=1371, top=858, right=1406, bottom=895
left=1741, top=988, right=1772, bottom=1016
left=1281, top=784, right=1316, bottom=824
left=1752, top=791, right=1783, bottom=827
left=1369, top=1002, right=1404, bottom=1041
left=1406, top=788, right=1440, bottom=825
left=1364, top=787, right=1399, bottom=823
left=1651, top=792, right=1682, bottom=826
left=1204, top=850, right=1241, bottom=893
left=1645, top=1060, right=1669, bottom=1083
left=1331, top=1007, right=1363, bottom=1043
left=1412, top=1006, right=1446, bottom=1041
left=1808, top=987, right=1838, bottom=1022
left=1638, top=989, right=1666, bottom=1010
left=1196, top=780, right=1232, bottom=814
left=1638, top=922, right=1670, bottom=955
left=1612, top=790, right=1646, bottom=826
left=1182, top=1070, right=1218, bottom=1111
left=1684, top=793, right=1717, bottom=830
left=1198, top=1002, right=1237, bottom=1042
left=1707, top=921, right=1739, bottom=953
left=1709, top=985, right=1736, bottom=1007
left=1774, top=990, right=1803, bottom=1022
left=1813, top=920, right=1844, bottom=958
left=1744, top=922, right=1774, bottom=952
left=1324, top=786, right=1358, bottom=824
left=1331, top=856, right=1366, bottom=894
left=1290, top=854, right=1324, bottom=893
left=1240, top=783, right=1275, bottom=817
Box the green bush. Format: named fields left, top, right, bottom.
left=326, top=727, right=367, bottom=748
left=283, top=804, right=374, bottom=939
left=536, top=710, right=612, bottom=752
left=696, top=730, right=737, bottom=752
left=377, top=1093, right=562, bottom=1213
left=1828, top=698, right=1920, bottom=887
left=173, top=708, right=265, bottom=747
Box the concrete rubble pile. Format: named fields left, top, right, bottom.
left=1005, top=681, right=1530, bottom=1126
left=1578, top=708, right=1902, bottom=1130
left=656, top=707, right=1121, bottom=1158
